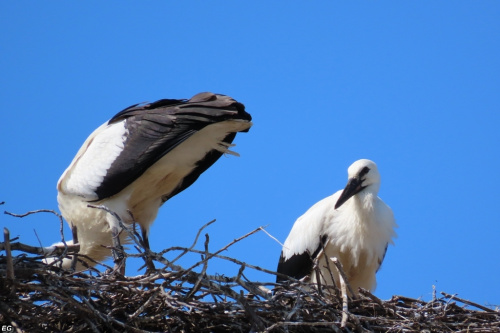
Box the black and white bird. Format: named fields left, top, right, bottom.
left=276, top=159, right=397, bottom=295
left=46, top=92, right=252, bottom=271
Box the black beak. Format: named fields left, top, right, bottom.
left=335, top=176, right=365, bottom=209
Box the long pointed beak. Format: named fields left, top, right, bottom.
left=335, top=177, right=364, bottom=209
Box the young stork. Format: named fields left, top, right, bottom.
left=276, top=159, right=397, bottom=295
left=47, top=92, right=252, bottom=272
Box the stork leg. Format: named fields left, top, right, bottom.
left=111, top=225, right=126, bottom=275
left=70, top=224, right=79, bottom=271
left=141, top=228, right=156, bottom=274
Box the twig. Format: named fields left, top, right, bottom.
left=441, top=292, right=497, bottom=313
left=4, top=208, right=69, bottom=259
left=359, top=288, right=385, bottom=310
left=185, top=234, right=211, bottom=299
left=331, top=256, right=357, bottom=298
left=3, top=228, right=15, bottom=280
left=258, top=225, right=284, bottom=247
left=0, top=241, right=80, bottom=256
left=128, top=289, right=161, bottom=321
left=170, top=219, right=216, bottom=265
left=86, top=204, right=141, bottom=244
left=319, top=239, right=339, bottom=297
left=166, top=245, right=283, bottom=278
left=238, top=269, right=272, bottom=300
left=4, top=209, right=66, bottom=246
left=312, top=257, right=324, bottom=298
left=181, top=226, right=265, bottom=274
left=4, top=209, right=62, bottom=219
left=267, top=321, right=342, bottom=331
left=70, top=224, right=79, bottom=271
left=285, top=289, right=304, bottom=325
left=331, top=257, right=351, bottom=328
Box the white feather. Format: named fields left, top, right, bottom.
left=279, top=159, right=398, bottom=294
left=57, top=121, right=128, bottom=200
left=281, top=193, right=339, bottom=260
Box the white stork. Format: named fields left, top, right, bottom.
left=276, top=159, right=397, bottom=295
left=46, top=92, right=252, bottom=271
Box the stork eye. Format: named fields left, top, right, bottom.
left=359, top=166, right=370, bottom=177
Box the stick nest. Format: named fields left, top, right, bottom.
left=1, top=215, right=498, bottom=332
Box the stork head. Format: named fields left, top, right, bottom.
left=335, top=159, right=381, bottom=209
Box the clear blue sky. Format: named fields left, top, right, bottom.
left=1, top=2, right=499, bottom=307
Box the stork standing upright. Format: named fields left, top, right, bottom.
left=276, top=159, right=397, bottom=295
left=47, top=92, right=252, bottom=271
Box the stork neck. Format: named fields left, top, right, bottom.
left=354, top=189, right=377, bottom=213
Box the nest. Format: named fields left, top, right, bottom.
left=1, top=209, right=499, bottom=332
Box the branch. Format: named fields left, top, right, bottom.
left=441, top=292, right=498, bottom=313
left=3, top=228, right=15, bottom=280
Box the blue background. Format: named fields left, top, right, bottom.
left=1, top=2, right=499, bottom=307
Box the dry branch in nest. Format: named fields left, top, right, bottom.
left=1, top=210, right=499, bottom=332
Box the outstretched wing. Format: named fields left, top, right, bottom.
left=58, top=92, right=251, bottom=201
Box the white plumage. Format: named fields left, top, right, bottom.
left=45, top=92, right=252, bottom=271
left=276, top=159, right=397, bottom=295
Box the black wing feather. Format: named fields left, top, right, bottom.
left=276, top=235, right=327, bottom=283
left=276, top=252, right=314, bottom=283
left=376, top=243, right=389, bottom=272
left=94, top=92, right=251, bottom=200
left=161, top=132, right=237, bottom=202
